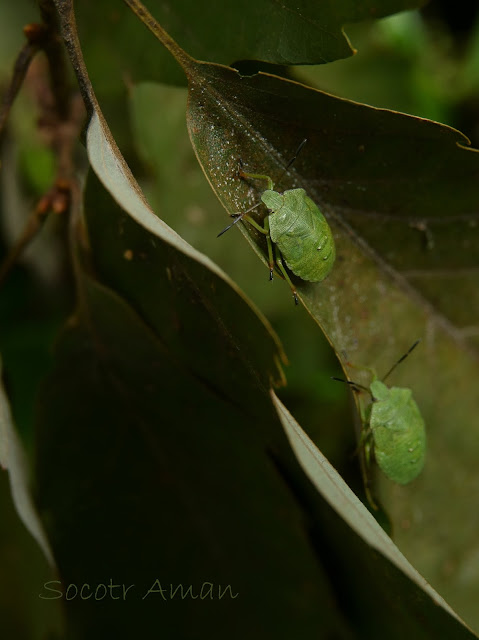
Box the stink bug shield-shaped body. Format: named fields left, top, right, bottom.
left=365, top=378, right=426, bottom=485
left=217, top=142, right=335, bottom=303
left=334, top=340, right=426, bottom=487
left=261, top=185, right=336, bottom=283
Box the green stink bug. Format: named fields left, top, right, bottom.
left=333, top=340, right=426, bottom=487
left=218, top=141, right=335, bottom=304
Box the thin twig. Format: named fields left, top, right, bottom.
left=0, top=24, right=48, bottom=139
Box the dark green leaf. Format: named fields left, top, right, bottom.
left=74, top=0, right=428, bottom=93
left=35, top=269, right=351, bottom=638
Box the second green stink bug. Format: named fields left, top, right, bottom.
left=333, top=340, right=426, bottom=487
left=218, top=141, right=335, bottom=304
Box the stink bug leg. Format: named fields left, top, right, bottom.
left=273, top=244, right=298, bottom=305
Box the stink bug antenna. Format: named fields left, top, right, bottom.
left=381, top=340, right=421, bottom=383
left=331, top=376, right=369, bottom=394
left=216, top=201, right=262, bottom=237
left=277, top=138, right=308, bottom=184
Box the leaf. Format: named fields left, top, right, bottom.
left=0, top=474, right=63, bottom=639
left=180, top=62, right=479, bottom=334
left=85, top=109, right=286, bottom=396
left=0, top=358, right=54, bottom=567
left=73, top=0, right=428, bottom=91
left=272, top=391, right=477, bottom=639
left=35, top=272, right=353, bottom=638
left=180, top=57, right=479, bottom=628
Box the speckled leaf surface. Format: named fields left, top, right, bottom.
left=183, top=57, right=479, bottom=627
